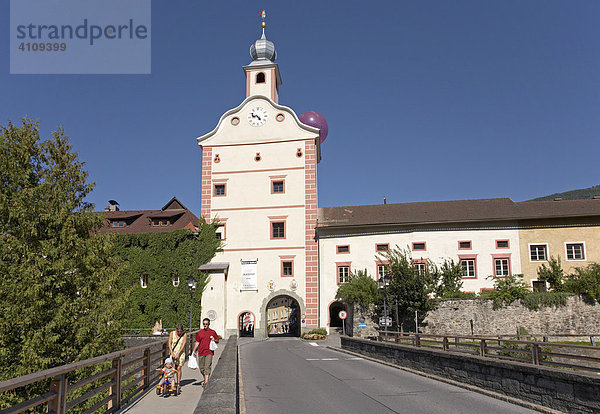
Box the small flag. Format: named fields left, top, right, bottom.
left=259, top=10, right=266, bottom=19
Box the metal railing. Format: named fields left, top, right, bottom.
left=377, top=331, right=600, bottom=372
left=0, top=338, right=169, bottom=414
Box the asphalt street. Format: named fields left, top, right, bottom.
left=240, top=337, right=540, bottom=414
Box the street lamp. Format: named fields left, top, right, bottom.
left=378, top=274, right=390, bottom=339
left=187, top=275, right=197, bottom=356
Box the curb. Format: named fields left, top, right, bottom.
left=326, top=346, right=560, bottom=414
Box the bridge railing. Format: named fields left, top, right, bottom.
left=377, top=331, right=600, bottom=372
left=0, top=338, right=169, bottom=414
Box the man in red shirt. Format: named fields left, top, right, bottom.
left=193, top=318, right=219, bottom=387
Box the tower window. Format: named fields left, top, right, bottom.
left=282, top=261, right=293, bottom=277
left=271, top=222, right=285, bottom=239
left=256, top=72, right=266, bottom=84
left=214, top=184, right=226, bottom=196
left=272, top=180, right=284, bottom=194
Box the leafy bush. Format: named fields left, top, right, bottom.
left=522, top=291, right=570, bottom=310
left=441, top=291, right=478, bottom=299
left=537, top=256, right=565, bottom=291
left=563, top=263, right=600, bottom=299
left=428, top=259, right=464, bottom=298
left=112, top=221, right=222, bottom=329
left=336, top=269, right=379, bottom=308
left=486, top=274, right=529, bottom=309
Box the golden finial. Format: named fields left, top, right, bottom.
left=261, top=21, right=266, bottom=29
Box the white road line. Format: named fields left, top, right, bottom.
left=309, top=342, right=319, bottom=347
left=306, top=358, right=320, bottom=360
left=321, top=358, right=339, bottom=360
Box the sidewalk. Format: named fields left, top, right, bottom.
left=120, top=338, right=227, bottom=414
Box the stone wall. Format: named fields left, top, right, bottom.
left=341, top=336, right=600, bottom=413
left=194, top=336, right=238, bottom=414
left=350, top=305, right=379, bottom=339
left=422, top=295, right=600, bottom=336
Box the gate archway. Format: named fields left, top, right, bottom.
left=238, top=311, right=255, bottom=337
left=329, top=301, right=346, bottom=329
left=265, top=295, right=300, bottom=337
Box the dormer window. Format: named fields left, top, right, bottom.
left=111, top=220, right=125, bottom=228
left=256, top=72, right=266, bottom=83
left=152, top=219, right=169, bottom=227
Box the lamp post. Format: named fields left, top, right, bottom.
left=187, top=275, right=197, bottom=356
left=378, top=274, right=390, bottom=339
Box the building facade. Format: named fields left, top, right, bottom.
left=197, top=25, right=600, bottom=338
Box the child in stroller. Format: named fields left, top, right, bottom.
left=156, top=357, right=180, bottom=396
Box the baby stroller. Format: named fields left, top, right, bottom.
left=155, top=357, right=180, bottom=397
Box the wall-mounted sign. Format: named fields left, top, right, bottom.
left=206, top=310, right=217, bottom=321
left=267, top=280, right=274, bottom=290
left=241, top=260, right=258, bottom=290
left=290, top=279, right=298, bottom=290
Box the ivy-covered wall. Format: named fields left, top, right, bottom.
left=113, top=222, right=221, bottom=329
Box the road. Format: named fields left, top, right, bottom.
left=240, top=337, right=539, bottom=414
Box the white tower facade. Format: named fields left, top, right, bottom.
left=197, top=25, right=322, bottom=338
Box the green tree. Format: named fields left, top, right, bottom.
left=563, top=263, right=600, bottom=299
left=382, top=247, right=433, bottom=327
left=0, top=120, right=124, bottom=404
left=112, top=221, right=222, bottom=329
left=335, top=269, right=379, bottom=309
left=428, top=259, right=464, bottom=298
left=537, top=256, right=565, bottom=291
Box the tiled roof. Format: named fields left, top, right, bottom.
left=97, top=197, right=199, bottom=235
left=317, top=198, right=600, bottom=229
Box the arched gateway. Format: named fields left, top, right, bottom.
left=260, top=290, right=305, bottom=338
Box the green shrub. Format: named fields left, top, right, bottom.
left=537, top=256, right=566, bottom=291
left=486, top=274, right=529, bottom=309
left=522, top=292, right=570, bottom=310
left=564, top=263, right=600, bottom=299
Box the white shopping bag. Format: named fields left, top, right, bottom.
left=209, top=339, right=218, bottom=351
left=187, top=355, right=198, bottom=369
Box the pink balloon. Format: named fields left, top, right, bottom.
left=299, top=111, right=328, bottom=144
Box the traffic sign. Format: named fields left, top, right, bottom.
left=379, top=317, right=392, bottom=327
left=338, top=310, right=347, bottom=320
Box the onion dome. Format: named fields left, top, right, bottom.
left=299, top=111, right=329, bottom=144
left=250, top=25, right=277, bottom=63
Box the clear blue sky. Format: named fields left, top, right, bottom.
left=1, top=1, right=599, bottom=213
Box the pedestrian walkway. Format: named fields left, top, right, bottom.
left=121, top=338, right=227, bottom=414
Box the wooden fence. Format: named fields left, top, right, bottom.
left=0, top=338, right=169, bottom=414
left=378, top=331, right=600, bottom=372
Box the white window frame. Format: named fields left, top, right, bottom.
left=565, top=242, right=586, bottom=261
left=528, top=243, right=548, bottom=262
left=460, top=259, right=476, bottom=278
left=338, top=265, right=350, bottom=284
left=377, top=264, right=387, bottom=279
left=494, top=258, right=510, bottom=277
left=415, top=262, right=427, bottom=275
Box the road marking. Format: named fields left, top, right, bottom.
left=309, top=342, right=319, bottom=347
left=306, top=358, right=320, bottom=360
left=321, top=358, right=339, bottom=360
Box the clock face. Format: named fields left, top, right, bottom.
left=247, top=107, right=268, bottom=126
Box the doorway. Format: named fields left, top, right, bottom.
left=239, top=311, right=255, bottom=337
left=266, top=295, right=300, bottom=337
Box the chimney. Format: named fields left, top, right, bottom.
left=105, top=200, right=120, bottom=211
